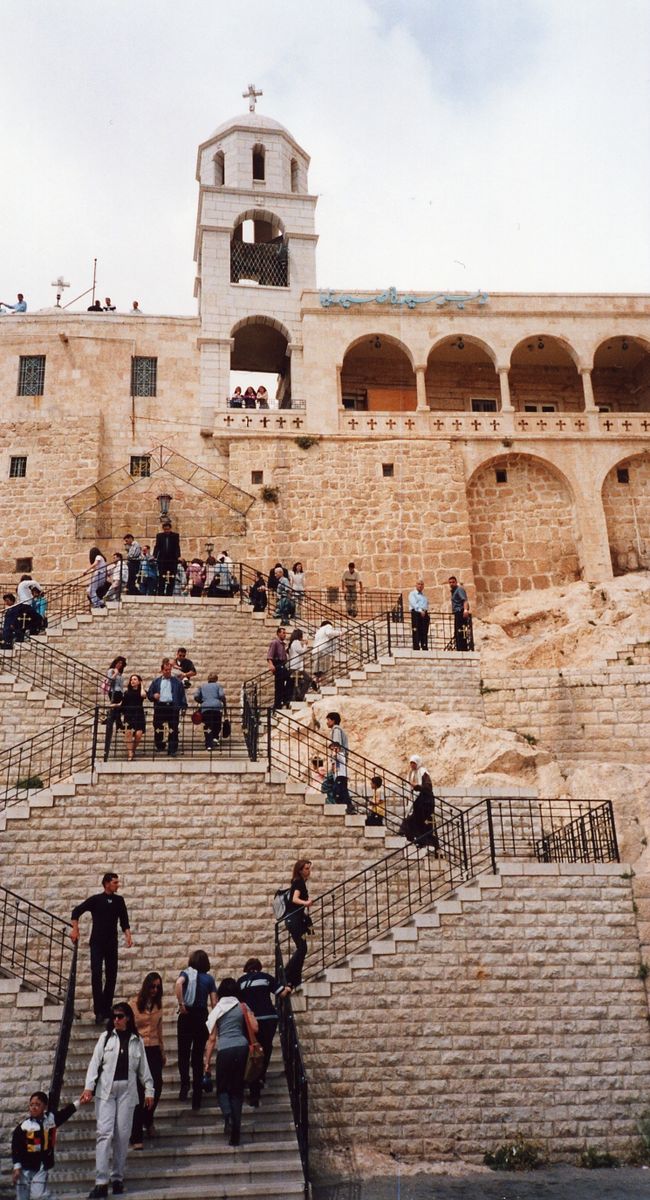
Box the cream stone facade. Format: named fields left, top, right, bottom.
left=0, top=107, right=649, bottom=600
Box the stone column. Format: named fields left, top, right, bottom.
left=415, top=366, right=428, bottom=412
left=498, top=367, right=514, bottom=412
left=198, top=336, right=233, bottom=434
left=580, top=367, right=597, bottom=412
left=287, top=342, right=304, bottom=404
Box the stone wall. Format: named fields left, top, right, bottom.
left=467, top=453, right=581, bottom=607
left=299, top=865, right=650, bottom=1162
left=481, top=664, right=650, bottom=763
left=338, top=649, right=483, bottom=718
left=0, top=675, right=75, bottom=754
left=602, top=451, right=650, bottom=572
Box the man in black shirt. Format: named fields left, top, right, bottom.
left=70, top=873, right=132, bottom=1024
left=153, top=519, right=181, bottom=595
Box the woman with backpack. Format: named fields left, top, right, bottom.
left=174, top=950, right=217, bottom=1111
left=81, top=1002, right=154, bottom=1198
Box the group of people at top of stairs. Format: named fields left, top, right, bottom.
left=8, top=870, right=297, bottom=1198
left=87, top=537, right=242, bottom=604
left=102, top=648, right=229, bottom=760
left=409, top=576, right=474, bottom=652
left=1, top=574, right=47, bottom=648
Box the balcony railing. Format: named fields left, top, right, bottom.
left=230, top=239, right=288, bottom=287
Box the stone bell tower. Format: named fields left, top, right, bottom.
left=194, top=92, right=318, bottom=431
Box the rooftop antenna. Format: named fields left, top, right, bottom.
left=243, top=83, right=263, bottom=113
left=51, top=276, right=70, bottom=307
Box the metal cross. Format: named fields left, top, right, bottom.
left=243, top=83, right=263, bottom=112
left=162, top=570, right=175, bottom=588
left=18, top=611, right=31, bottom=631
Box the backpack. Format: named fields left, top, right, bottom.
left=273, top=887, right=291, bottom=922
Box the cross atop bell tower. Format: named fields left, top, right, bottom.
left=242, top=83, right=263, bottom=113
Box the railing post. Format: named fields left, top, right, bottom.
left=485, top=798, right=497, bottom=874
left=386, top=611, right=391, bottom=657
left=90, top=706, right=99, bottom=769
left=266, top=707, right=272, bottom=770
left=607, top=800, right=620, bottom=862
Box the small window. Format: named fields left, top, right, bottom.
left=617, top=467, right=630, bottom=484
left=131, top=357, right=157, bottom=397
left=130, top=455, right=151, bottom=478
left=252, top=144, right=265, bottom=181
left=251, top=470, right=264, bottom=485
left=471, top=399, right=497, bottom=413
left=16, top=556, right=33, bottom=573
left=9, top=455, right=27, bottom=478
left=382, top=463, right=394, bottom=478
left=495, top=468, right=508, bottom=484
left=18, top=355, right=45, bottom=396
left=342, top=391, right=368, bottom=411
left=291, top=158, right=299, bottom=193
left=523, top=403, right=556, bottom=413
left=214, top=150, right=225, bottom=186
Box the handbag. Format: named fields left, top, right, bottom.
left=240, top=1003, right=265, bottom=1083
left=222, top=717, right=231, bottom=738
left=191, top=710, right=204, bottom=725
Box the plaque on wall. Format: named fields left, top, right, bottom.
left=166, top=618, right=195, bottom=642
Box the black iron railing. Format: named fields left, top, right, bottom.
left=98, top=703, right=246, bottom=762
left=0, top=712, right=95, bottom=813
left=0, top=885, right=74, bottom=1000
left=48, top=942, right=78, bottom=1110
left=275, top=796, right=619, bottom=982
left=275, top=940, right=309, bottom=1193
left=305, top=589, right=403, bottom=622
left=227, top=397, right=306, bottom=410
left=265, top=709, right=464, bottom=851
left=231, top=238, right=288, bottom=287
left=1, top=638, right=104, bottom=710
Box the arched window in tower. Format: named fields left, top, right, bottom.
left=231, top=210, right=288, bottom=288
left=290, top=158, right=299, bottom=193
left=252, top=143, right=265, bottom=181
left=213, top=151, right=225, bottom=186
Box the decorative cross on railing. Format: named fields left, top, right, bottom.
left=386, top=419, right=396, bottom=429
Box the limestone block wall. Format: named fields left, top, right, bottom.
left=0, top=676, right=75, bottom=754
left=0, top=765, right=384, bottom=1000
left=481, top=665, right=650, bottom=763
left=299, top=866, right=650, bottom=1162
left=338, top=649, right=483, bottom=719
left=467, top=454, right=581, bottom=607
left=43, top=599, right=279, bottom=696
left=602, top=451, right=650, bottom=572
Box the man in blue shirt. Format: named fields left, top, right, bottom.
left=0, top=292, right=26, bottom=313
left=147, top=657, right=187, bottom=755
left=408, top=579, right=430, bottom=650
left=448, top=576, right=474, bottom=651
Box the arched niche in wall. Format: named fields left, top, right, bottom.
left=340, top=334, right=416, bottom=412
left=509, top=335, right=583, bottom=412
left=592, top=337, right=650, bottom=413
left=229, top=315, right=291, bottom=407
left=602, top=451, right=650, bottom=573
left=425, top=335, right=499, bottom=412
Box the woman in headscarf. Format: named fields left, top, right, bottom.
left=406, top=754, right=432, bottom=793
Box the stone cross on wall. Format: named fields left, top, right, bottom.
left=243, top=83, right=263, bottom=112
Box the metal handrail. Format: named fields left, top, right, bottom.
left=0, top=711, right=96, bottom=813
left=265, top=709, right=464, bottom=848
left=1, top=638, right=105, bottom=710
left=275, top=796, right=619, bottom=982
left=0, top=884, right=74, bottom=1000
left=275, top=939, right=309, bottom=1193
left=48, top=942, right=78, bottom=1110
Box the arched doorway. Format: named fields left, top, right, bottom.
left=467, top=454, right=580, bottom=607
left=340, top=335, right=416, bottom=411
left=231, top=209, right=288, bottom=288
left=425, top=336, right=499, bottom=411
left=509, top=336, right=583, bottom=412
left=230, top=316, right=291, bottom=407
left=592, top=337, right=650, bottom=412
left=602, top=453, right=650, bottom=573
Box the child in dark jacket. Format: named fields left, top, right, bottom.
left=12, top=1089, right=85, bottom=1195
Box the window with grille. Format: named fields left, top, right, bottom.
left=130, top=455, right=151, bottom=478
left=9, top=456, right=27, bottom=478
left=131, top=356, right=157, bottom=397
left=18, top=356, right=45, bottom=396
left=471, top=398, right=497, bottom=412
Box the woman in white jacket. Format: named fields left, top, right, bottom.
left=81, top=1002, right=154, bottom=1198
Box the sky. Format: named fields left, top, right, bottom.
left=1, top=0, right=649, bottom=315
